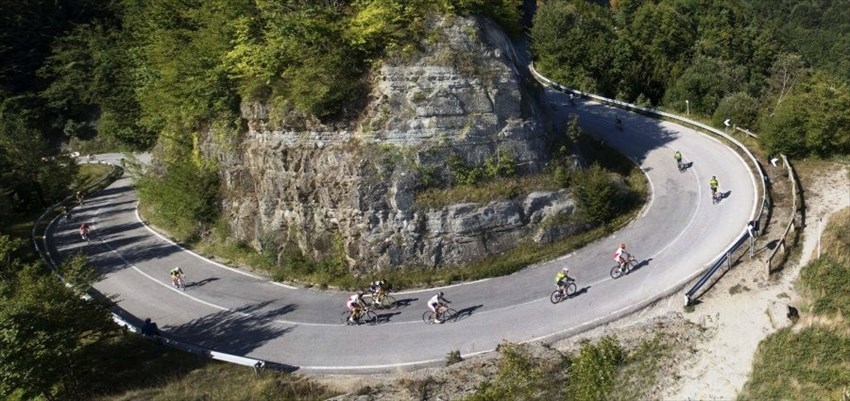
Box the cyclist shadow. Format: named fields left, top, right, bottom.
left=626, top=258, right=653, bottom=275
left=395, top=297, right=419, bottom=308
left=570, top=286, right=592, bottom=298
left=721, top=190, right=732, bottom=200
left=375, top=311, right=402, bottom=324
left=680, top=161, right=694, bottom=172
left=454, top=304, right=483, bottom=322
left=185, top=277, right=219, bottom=289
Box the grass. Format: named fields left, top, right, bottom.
left=415, top=174, right=558, bottom=209
left=609, top=334, right=676, bottom=401
left=740, top=207, right=850, bottom=400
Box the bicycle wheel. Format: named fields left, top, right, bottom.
left=610, top=265, right=624, bottom=279
left=422, top=311, right=436, bottom=324
left=363, top=310, right=378, bottom=326
left=628, top=256, right=639, bottom=271
left=565, top=281, right=577, bottom=297
left=362, top=295, right=376, bottom=308
left=439, top=308, right=458, bottom=323
left=340, top=310, right=351, bottom=325
left=550, top=289, right=563, bottom=304
left=378, top=295, right=397, bottom=309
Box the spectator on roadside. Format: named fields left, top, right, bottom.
left=140, top=318, right=160, bottom=337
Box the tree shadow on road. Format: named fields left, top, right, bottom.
left=163, top=302, right=296, bottom=356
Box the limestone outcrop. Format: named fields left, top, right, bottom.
left=204, top=16, right=582, bottom=271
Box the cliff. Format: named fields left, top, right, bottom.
left=204, top=16, right=579, bottom=271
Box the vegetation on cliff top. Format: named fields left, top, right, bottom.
left=532, top=0, right=850, bottom=158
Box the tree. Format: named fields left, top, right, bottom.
left=713, top=92, right=758, bottom=129
left=0, top=111, right=78, bottom=211
left=572, top=164, right=620, bottom=225
left=0, top=253, right=114, bottom=400
left=663, top=56, right=746, bottom=116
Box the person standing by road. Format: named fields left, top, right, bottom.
left=141, top=318, right=160, bottom=336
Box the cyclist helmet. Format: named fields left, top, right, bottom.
left=356, top=290, right=363, bottom=295
left=712, top=175, right=716, bottom=179
left=562, top=267, right=569, bottom=273
left=438, top=291, right=444, bottom=297
left=620, top=243, right=626, bottom=248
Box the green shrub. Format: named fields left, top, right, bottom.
left=465, top=342, right=553, bottom=400
left=571, top=164, right=620, bottom=224
left=569, top=336, right=624, bottom=401
left=137, top=159, right=219, bottom=242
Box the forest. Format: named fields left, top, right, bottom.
left=1, top=0, right=849, bottom=399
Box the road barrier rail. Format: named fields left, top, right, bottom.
left=34, top=156, right=282, bottom=372
left=528, top=64, right=768, bottom=305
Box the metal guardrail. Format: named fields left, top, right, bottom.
left=528, top=64, right=768, bottom=305
left=33, top=156, right=276, bottom=372
left=734, top=127, right=802, bottom=273
left=765, top=155, right=801, bottom=272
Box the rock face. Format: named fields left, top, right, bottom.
left=204, top=16, right=582, bottom=271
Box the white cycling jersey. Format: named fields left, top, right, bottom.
left=614, top=247, right=626, bottom=261
left=347, top=294, right=362, bottom=309
left=428, top=294, right=444, bottom=312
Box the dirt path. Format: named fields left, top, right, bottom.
left=657, top=162, right=849, bottom=400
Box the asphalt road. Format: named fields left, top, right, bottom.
left=47, top=91, right=756, bottom=374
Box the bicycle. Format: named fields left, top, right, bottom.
left=676, top=159, right=685, bottom=173
left=610, top=254, right=638, bottom=279
left=340, top=307, right=378, bottom=326
left=422, top=304, right=457, bottom=324
left=366, top=293, right=397, bottom=309
left=550, top=278, right=577, bottom=304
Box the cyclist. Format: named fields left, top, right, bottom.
left=674, top=151, right=683, bottom=169
left=427, top=291, right=451, bottom=324
left=369, top=280, right=387, bottom=302
left=75, top=191, right=84, bottom=206
left=614, top=243, right=629, bottom=271
left=709, top=176, right=719, bottom=199
left=170, top=266, right=185, bottom=289
left=615, top=117, right=623, bottom=130
left=79, top=222, right=90, bottom=241
left=62, top=205, right=72, bottom=221
left=554, top=267, right=573, bottom=293
left=347, top=290, right=366, bottom=324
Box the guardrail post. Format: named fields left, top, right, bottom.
left=726, top=252, right=732, bottom=270
left=253, top=361, right=264, bottom=375
left=779, top=239, right=786, bottom=254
